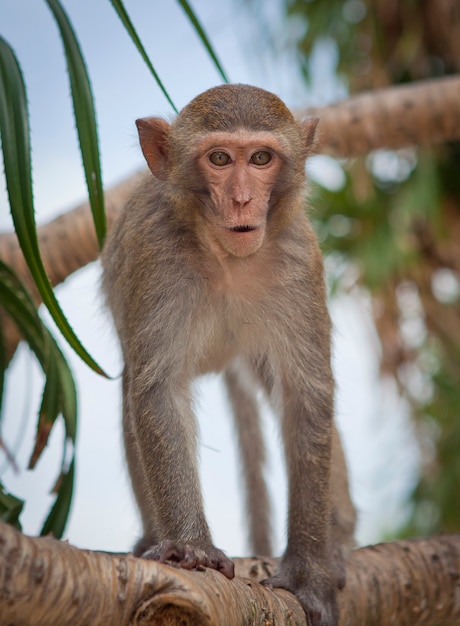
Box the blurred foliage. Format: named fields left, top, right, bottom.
left=285, top=0, right=460, bottom=535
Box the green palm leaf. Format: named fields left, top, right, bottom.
left=0, top=484, right=23, bottom=529
left=0, top=260, right=77, bottom=537
left=0, top=261, right=77, bottom=454
left=177, top=0, right=229, bottom=83
left=109, top=0, right=178, bottom=112
left=0, top=36, right=106, bottom=377
left=40, top=458, right=75, bottom=539
left=45, top=0, right=106, bottom=249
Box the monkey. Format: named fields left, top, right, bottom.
left=101, top=84, right=356, bottom=626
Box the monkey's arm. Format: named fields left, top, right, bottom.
left=259, top=235, right=343, bottom=626
left=120, top=283, right=235, bottom=579
left=123, top=363, right=233, bottom=578
left=101, top=195, right=234, bottom=579
left=263, top=377, right=338, bottom=626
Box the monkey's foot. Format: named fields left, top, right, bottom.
left=261, top=563, right=339, bottom=626
left=140, top=539, right=235, bottom=579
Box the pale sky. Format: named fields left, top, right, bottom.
left=0, top=0, right=419, bottom=556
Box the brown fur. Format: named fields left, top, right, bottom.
left=101, top=84, right=355, bottom=625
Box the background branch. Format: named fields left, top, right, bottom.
left=300, top=76, right=460, bottom=157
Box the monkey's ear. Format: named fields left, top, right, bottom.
left=302, top=117, right=319, bottom=153
left=136, top=117, right=171, bottom=180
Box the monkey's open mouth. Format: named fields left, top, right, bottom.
left=230, top=225, right=257, bottom=233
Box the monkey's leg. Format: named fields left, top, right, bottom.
left=224, top=360, right=272, bottom=556
left=126, top=371, right=234, bottom=579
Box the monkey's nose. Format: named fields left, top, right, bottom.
left=232, top=193, right=251, bottom=210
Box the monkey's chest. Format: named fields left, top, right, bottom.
left=192, top=297, right=265, bottom=375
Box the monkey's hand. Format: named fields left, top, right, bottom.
left=261, top=555, right=339, bottom=626
left=139, top=539, right=235, bottom=580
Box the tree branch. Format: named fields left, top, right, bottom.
left=298, top=75, right=460, bottom=158
left=0, top=521, right=458, bottom=625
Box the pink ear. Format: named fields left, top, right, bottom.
left=136, top=117, right=171, bottom=180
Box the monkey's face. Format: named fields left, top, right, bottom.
left=193, top=130, right=286, bottom=258
left=136, top=108, right=314, bottom=259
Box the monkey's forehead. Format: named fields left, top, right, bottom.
left=191, top=129, right=290, bottom=155
left=174, top=84, right=297, bottom=134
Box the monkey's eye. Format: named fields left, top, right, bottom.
left=209, top=151, right=231, bottom=166
left=250, top=151, right=272, bottom=166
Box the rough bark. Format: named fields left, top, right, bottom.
left=0, top=521, right=458, bottom=626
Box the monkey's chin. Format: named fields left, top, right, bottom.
left=218, top=226, right=265, bottom=258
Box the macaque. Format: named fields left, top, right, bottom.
left=101, top=84, right=355, bottom=626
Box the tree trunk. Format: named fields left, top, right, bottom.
left=0, top=521, right=458, bottom=625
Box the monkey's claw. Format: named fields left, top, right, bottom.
left=140, top=539, right=235, bottom=580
